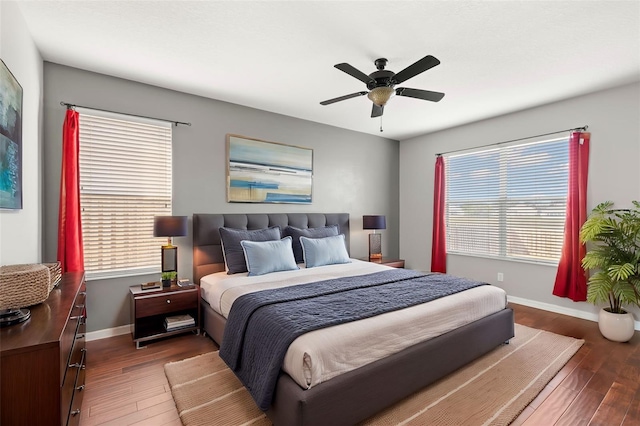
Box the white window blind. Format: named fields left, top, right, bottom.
left=445, top=137, right=568, bottom=264
left=79, top=112, right=172, bottom=279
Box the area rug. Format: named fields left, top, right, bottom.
left=164, top=324, right=583, bottom=426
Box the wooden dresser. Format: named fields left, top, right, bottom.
left=0, top=271, right=87, bottom=426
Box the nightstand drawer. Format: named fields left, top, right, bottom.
left=359, top=258, right=405, bottom=268
left=381, top=259, right=405, bottom=268
left=135, top=290, right=198, bottom=318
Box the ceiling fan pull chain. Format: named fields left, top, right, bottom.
left=380, top=116, right=383, bottom=132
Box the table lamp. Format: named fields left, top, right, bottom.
left=363, top=215, right=386, bottom=260
left=153, top=216, right=188, bottom=276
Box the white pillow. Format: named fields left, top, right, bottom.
left=240, top=236, right=299, bottom=276
left=300, top=234, right=351, bottom=268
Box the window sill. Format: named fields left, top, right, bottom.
left=86, top=268, right=161, bottom=281
left=446, top=252, right=559, bottom=268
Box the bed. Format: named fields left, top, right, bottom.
left=193, top=213, right=514, bottom=426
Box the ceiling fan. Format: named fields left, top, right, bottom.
left=320, top=55, right=445, bottom=118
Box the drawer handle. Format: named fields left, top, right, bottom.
left=81, top=348, right=87, bottom=353
left=76, top=384, right=85, bottom=391
left=71, top=409, right=81, bottom=416
left=76, top=334, right=85, bottom=340
left=69, top=363, right=81, bottom=369
left=166, top=299, right=171, bottom=304
left=70, top=315, right=82, bottom=321
left=79, top=291, right=86, bottom=296
left=76, top=304, right=85, bottom=309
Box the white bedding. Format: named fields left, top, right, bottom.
left=200, top=260, right=507, bottom=389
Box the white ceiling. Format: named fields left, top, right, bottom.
left=16, top=1, right=640, bottom=140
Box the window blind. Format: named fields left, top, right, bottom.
left=445, top=137, right=568, bottom=264
left=79, top=113, right=172, bottom=278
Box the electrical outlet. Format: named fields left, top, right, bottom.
left=497, top=272, right=504, bottom=282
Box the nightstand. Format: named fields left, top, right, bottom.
left=129, top=283, right=200, bottom=349
left=361, top=258, right=405, bottom=268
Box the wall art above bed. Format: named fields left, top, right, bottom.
left=226, top=134, right=313, bottom=204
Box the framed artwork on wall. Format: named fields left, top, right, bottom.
left=226, top=134, right=313, bottom=204
left=0, top=59, right=23, bottom=210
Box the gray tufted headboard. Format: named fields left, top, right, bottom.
left=192, top=213, right=350, bottom=284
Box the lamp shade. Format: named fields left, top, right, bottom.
left=363, top=215, right=386, bottom=230
left=153, top=216, right=188, bottom=237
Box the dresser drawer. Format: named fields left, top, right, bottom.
left=135, top=289, right=198, bottom=318
left=60, top=290, right=86, bottom=386
left=61, top=361, right=76, bottom=425
left=66, top=349, right=86, bottom=426
left=61, top=305, right=86, bottom=425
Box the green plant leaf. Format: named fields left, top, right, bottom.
left=582, top=201, right=640, bottom=311
left=582, top=251, right=607, bottom=270
left=608, top=263, right=635, bottom=281
left=586, top=271, right=614, bottom=306
left=614, top=281, right=640, bottom=308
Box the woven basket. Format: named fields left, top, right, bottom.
left=43, top=262, right=62, bottom=290
left=0, top=264, right=52, bottom=309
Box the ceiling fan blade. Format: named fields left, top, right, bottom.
left=335, top=63, right=375, bottom=85
left=320, top=91, right=368, bottom=105
left=392, top=55, right=440, bottom=84
left=395, top=87, right=445, bottom=102
left=371, top=104, right=384, bottom=118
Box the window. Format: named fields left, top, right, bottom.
left=78, top=111, right=172, bottom=279
left=445, top=137, right=568, bottom=264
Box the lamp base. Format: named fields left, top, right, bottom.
left=369, top=233, right=382, bottom=260
left=0, top=308, right=31, bottom=327
left=161, top=246, right=178, bottom=275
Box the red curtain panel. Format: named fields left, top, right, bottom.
left=553, top=131, right=590, bottom=301
left=431, top=155, right=447, bottom=273
left=57, top=109, right=85, bottom=273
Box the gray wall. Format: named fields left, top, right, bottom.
left=43, top=63, right=399, bottom=333
left=399, top=82, right=640, bottom=323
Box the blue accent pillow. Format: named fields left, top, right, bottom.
left=240, top=236, right=299, bottom=276
left=300, top=234, right=351, bottom=268
left=283, top=225, right=340, bottom=263
left=219, top=226, right=281, bottom=274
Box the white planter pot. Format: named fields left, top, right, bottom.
left=598, top=308, right=636, bottom=342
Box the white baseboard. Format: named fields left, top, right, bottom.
left=507, top=295, right=640, bottom=330
left=86, top=324, right=131, bottom=341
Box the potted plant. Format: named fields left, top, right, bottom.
left=161, top=271, right=177, bottom=288
left=580, top=201, right=640, bottom=342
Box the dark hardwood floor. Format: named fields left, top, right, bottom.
left=79, top=332, right=217, bottom=426
left=511, top=304, right=640, bottom=426
left=78, top=304, right=640, bottom=425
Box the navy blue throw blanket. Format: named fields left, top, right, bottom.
left=219, top=268, right=488, bottom=411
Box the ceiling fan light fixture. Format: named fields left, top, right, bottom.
left=320, top=55, right=444, bottom=118
left=367, top=86, right=395, bottom=106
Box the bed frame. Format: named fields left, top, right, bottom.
left=193, top=213, right=514, bottom=426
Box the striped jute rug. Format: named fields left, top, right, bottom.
left=164, top=324, right=583, bottom=426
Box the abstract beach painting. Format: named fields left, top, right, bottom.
left=226, top=135, right=313, bottom=204
left=0, top=59, right=23, bottom=209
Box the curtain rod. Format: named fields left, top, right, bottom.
left=436, top=125, right=588, bottom=156
left=60, top=102, right=191, bottom=127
